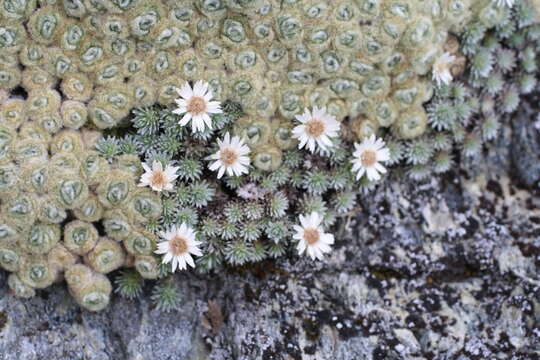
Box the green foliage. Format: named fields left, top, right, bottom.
left=114, top=270, right=144, bottom=300
left=151, top=278, right=181, bottom=313
left=390, top=0, right=540, bottom=179
left=113, top=102, right=370, bottom=271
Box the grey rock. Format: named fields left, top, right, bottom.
left=512, top=104, right=540, bottom=188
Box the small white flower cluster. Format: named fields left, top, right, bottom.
left=288, top=108, right=392, bottom=260
left=155, top=212, right=337, bottom=270
left=137, top=162, right=204, bottom=272
left=154, top=212, right=338, bottom=269
left=167, top=81, right=393, bottom=185
left=140, top=80, right=397, bottom=269
left=141, top=81, right=251, bottom=272
left=291, top=106, right=391, bottom=182
left=172, top=81, right=251, bottom=179
left=139, top=81, right=251, bottom=192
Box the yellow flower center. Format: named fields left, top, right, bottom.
left=304, top=228, right=320, bottom=245
left=170, top=235, right=188, bottom=256
left=434, top=62, right=447, bottom=74
left=220, top=148, right=238, bottom=166
left=306, top=119, right=325, bottom=137
left=150, top=171, right=167, bottom=188
left=360, top=150, right=377, bottom=167
left=187, top=96, right=207, bottom=115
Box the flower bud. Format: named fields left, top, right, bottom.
left=0, top=164, right=19, bottom=195
left=21, top=163, right=49, bottom=194
left=351, top=117, right=379, bottom=140
left=27, top=89, right=61, bottom=118
left=0, top=0, right=36, bottom=20
left=50, top=130, right=85, bottom=154
left=2, top=192, right=37, bottom=227
left=80, top=151, right=110, bottom=186
left=19, top=43, right=45, bottom=67
left=21, top=68, right=56, bottom=90
left=28, top=7, right=65, bottom=45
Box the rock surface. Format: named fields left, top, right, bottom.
left=1, top=114, right=540, bottom=360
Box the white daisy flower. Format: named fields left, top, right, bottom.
left=172, top=80, right=222, bottom=133
left=155, top=223, right=203, bottom=272
left=138, top=160, right=179, bottom=192
left=351, top=135, right=391, bottom=182
left=494, top=0, right=515, bottom=7
left=292, top=107, right=340, bottom=153
left=432, top=52, right=456, bottom=86
left=293, top=212, right=334, bottom=261
left=207, top=132, right=251, bottom=179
